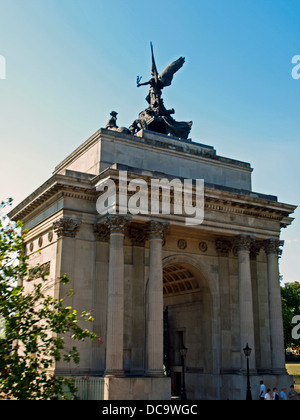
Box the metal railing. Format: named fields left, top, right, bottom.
left=63, top=377, right=105, bottom=400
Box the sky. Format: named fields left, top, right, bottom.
left=0, top=0, right=299, bottom=283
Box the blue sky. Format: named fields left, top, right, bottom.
left=0, top=0, right=299, bottom=282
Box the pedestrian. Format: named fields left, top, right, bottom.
left=264, top=388, right=272, bottom=400
left=288, top=385, right=299, bottom=400
left=259, top=380, right=266, bottom=400
left=272, top=387, right=279, bottom=400
left=279, top=387, right=287, bottom=400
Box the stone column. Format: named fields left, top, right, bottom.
left=129, top=223, right=148, bottom=375
left=264, top=239, right=286, bottom=374
left=215, top=238, right=232, bottom=373
left=146, top=220, right=169, bottom=376
left=104, top=215, right=130, bottom=376
left=235, top=234, right=256, bottom=372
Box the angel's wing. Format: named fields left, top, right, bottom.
left=159, top=57, right=185, bottom=87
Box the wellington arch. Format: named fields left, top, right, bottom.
left=8, top=46, right=297, bottom=399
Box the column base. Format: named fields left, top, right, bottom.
left=103, top=376, right=171, bottom=400
left=104, top=369, right=125, bottom=378
left=239, top=368, right=257, bottom=376
left=271, top=368, right=287, bottom=375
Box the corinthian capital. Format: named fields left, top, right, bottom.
left=264, top=239, right=284, bottom=256
left=147, top=220, right=169, bottom=240
left=103, top=214, right=131, bottom=234
left=234, top=234, right=255, bottom=252
left=94, top=223, right=110, bottom=242
left=129, top=223, right=148, bottom=247
left=215, top=238, right=232, bottom=257
left=53, top=218, right=81, bottom=238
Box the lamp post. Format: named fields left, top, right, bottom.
left=180, top=344, right=188, bottom=400
left=243, top=343, right=252, bottom=400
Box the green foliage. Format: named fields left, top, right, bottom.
left=281, top=281, right=300, bottom=348
left=0, top=199, right=103, bottom=400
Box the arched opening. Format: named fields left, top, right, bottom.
left=163, top=258, right=214, bottom=400
left=163, top=263, right=201, bottom=296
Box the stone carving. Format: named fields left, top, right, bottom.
left=105, top=111, right=131, bottom=134
left=249, top=240, right=264, bottom=260
left=94, top=223, right=110, bottom=242
left=129, top=223, right=148, bottom=247
left=234, top=234, right=254, bottom=252
left=232, top=245, right=238, bottom=257
left=198, top=241, right=208, bottom=252
left=147, top=220, right=169, bottom=240
left=27, top=261, right=50, bottom=281
left=48, top=231, right=53, bottom=242
left=177, top=239, right=187, bottom=250
left=215, top=238, right=232, bottom=256
left=53, top=218, right=81, bottom=238
left=263, top=238, right=284, bottom=257
left=105, top=111, right=118, bottom=129
left=103, top=214, right=131, bottom=234
left=131, top=43, right=192, bottom=139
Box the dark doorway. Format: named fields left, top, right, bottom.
left=172, top=372, right=182, bottom=397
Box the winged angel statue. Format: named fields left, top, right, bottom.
left=130, top=43, right=193, bottom=139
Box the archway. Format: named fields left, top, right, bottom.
left=162, top=256, right=215, bottom=400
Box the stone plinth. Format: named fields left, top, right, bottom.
left=104, top=377, right=171, bottom=400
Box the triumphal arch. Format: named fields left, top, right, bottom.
left=9, top=47, right=296, bottom=399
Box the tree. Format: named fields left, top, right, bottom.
left=281, top=281, right=300, bottom=349
left=0, top=199, right=103, bottom=400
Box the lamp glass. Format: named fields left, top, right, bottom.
left=243, top=343, right=252, bottom=358
left=180, top=345, right=188, bottom=358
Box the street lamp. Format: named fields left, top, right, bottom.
left=243, top=343, right=252, bottom=400
left=180, top=344, right=188, bottom=400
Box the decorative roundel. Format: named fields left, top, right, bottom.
left=199, top=241, right=208, bottom=252
left=48, top=231, right=53, bottom=242
left=177, top=239, right=187, bottom=250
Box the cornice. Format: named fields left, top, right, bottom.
left=8, top=168, right=296, bottom=229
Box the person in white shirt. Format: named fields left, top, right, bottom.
left=259, top=380, right=266, bottom=400
left=264, top=389, right=272, bottom=400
